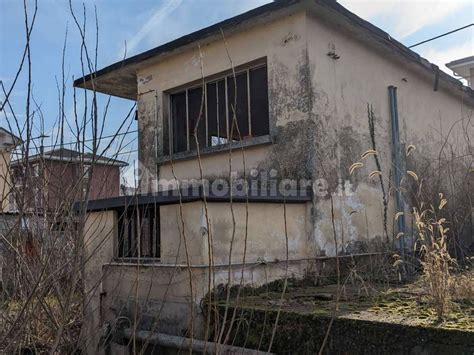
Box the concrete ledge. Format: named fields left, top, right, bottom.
left=156, top=135, right=273, bottom=165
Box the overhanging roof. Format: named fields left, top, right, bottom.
left=73, top=0, right=474, bottom=102
left=73, top=0, right=300, bottom=99
left=75, top=186, right=312, bottom=213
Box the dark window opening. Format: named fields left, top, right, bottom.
left=170, top=63, right=269, bottom=153
left=250, top=66, right=269, bottom=136
left=117, top=205, right=160, bottom=258
left=171, top=92, right=187, bottom=154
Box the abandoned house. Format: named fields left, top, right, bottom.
left=10, top=148, right=128, bottom=212
left=73, top=0, right=474, bottom=352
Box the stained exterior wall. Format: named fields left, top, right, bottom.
left=83, top=210, right=116, bottom=355
left=86, top=201, right=310, bottom=350
left=135, top=8, right=472, bottom=256
left=84, top=5, right=473, bottom=351
left=305, top=12, right=473, bottom=255
left=136, top=11, right=308, bottom=189
left=0, top=150, right=12, bottom=212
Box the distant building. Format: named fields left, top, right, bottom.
left=446, top=55, right=474, bottom=89
left=0, top=127, right=21, bottom=290
left=0, top=127, right=21, bottom=212
left=10, top=148, right=128, bottom=212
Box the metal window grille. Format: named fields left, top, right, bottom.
left=169, top=64, right=269, bottom=154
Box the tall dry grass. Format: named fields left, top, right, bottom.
left=412, top=192, right=454, bottom=321
left=351, top=143, right=461, bottom=322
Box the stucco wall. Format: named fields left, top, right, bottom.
left=134, top=8, right=472, bottom=256
left=83, top=210, right=116, bottom=354
left=85, top=5, right=473, bottom=348
left=160, top=201, right=310, bottom=265
left=158, top=144, right=270, bottom=182
left=86, top=200, right=310, bottom=343
left=304, top=12, right=473, bottom=255
left=136, top=11, right=308, bottom=189
left=0, top=150, right=12, bottom=212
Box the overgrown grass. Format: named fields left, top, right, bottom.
left=411, top=193, right=454, bottom=321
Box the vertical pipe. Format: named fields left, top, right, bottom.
left=216, top=82, right=220, bottom=145
left=204, top=82, right=208, bottom=147
left=247, top=69, right=252, bottom=137
left=388, top=86, right=406, bottom=259
left=225, top=76, right=229, bottom=142
left=185, top=89, right=189, bottom=151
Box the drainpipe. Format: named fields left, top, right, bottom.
left=120, top=328, right=273, bottom=354
left=388, top=86, right=406, bottom=261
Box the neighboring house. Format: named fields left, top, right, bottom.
left=10, top=148, right=128, bottom=212
left=74, top=0, right=474, bottom=351
left=0, top=127, right=20, bottom=212
left=447, top=55, right=474, bottom=89
left=0, top=127, right=20, bottom=289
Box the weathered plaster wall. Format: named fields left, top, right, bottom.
left=158, top=144, right=270, bottom=182
left=0, top=150, right=12, bottom=212
left=101, top=259, right=313, bottom=339
left=136, top=11, right=309, bottom=187
left=136, top=7, right=473, bottom=256
left=90, top=201, right=310, bottom=341
left=90, top=5, right=474, bottom=346
left=83, top=211, right=116, bottom=355
left=160, top=201, right=310, bottom=265
left=304, top=12, right=473, bottom=255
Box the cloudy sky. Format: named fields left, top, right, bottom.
left=0, top=0, right=472, bottom=183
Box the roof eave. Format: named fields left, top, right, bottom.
left=311, top=0, right=474, bottom=102
left=73, top=0, right=474, bottom=103
left=11, top=156, right=129, bottom=167
left=73, top=0, right=302, bottom=98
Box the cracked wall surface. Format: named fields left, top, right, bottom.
left=135, top=8, right=473, bottom=256
left=84, top=6, right=474, bottom=347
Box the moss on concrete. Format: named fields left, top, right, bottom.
left=209, top=279, right=473, bottom=354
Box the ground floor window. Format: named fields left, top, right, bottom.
left=117, top=205, right=160, bottom=258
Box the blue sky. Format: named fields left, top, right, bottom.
left=0, top=0, right=473, bottom=183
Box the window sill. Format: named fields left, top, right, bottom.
left=157, top=135, right=272, bottom=165
left=109, top=258, right=161, bottom=266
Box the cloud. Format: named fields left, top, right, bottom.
left=118, top=0, right=184, bottom=59
left=339, top=0, right=471, bottom=39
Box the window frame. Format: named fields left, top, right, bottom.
left=166, top=58, right=269, bottom=155
left=116, top=204, right=161, bottom=260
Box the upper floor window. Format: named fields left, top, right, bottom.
left=169, top=62, right=269, bottom=154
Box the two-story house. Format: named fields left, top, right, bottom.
left=10, top=147, right=128, bottom=212
left=74, top=0, right=474, bottom=352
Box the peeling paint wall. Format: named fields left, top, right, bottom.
left=83, top=210, right=115, bottom=355
left=305, top=11, right=473, bottom=255
left=86, top=202, right=311, bottom=342
left=0, top=150, right=12, bottom=211
left=86, top=5, right=473, bottom=346
left=137, top=12, right=309, bottom=183
left=135, top=7, right=473, bottom=255
left=159, top=201, right=310, bottom=265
